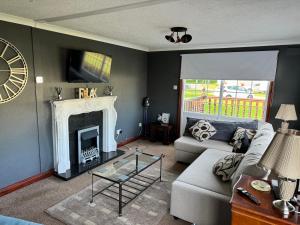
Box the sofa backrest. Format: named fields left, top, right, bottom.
left=180, top=112, right=265, bottom=136
left=231, top=122, right=275, bottom=187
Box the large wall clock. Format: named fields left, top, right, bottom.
left=0, top=38, right=28, bottom=104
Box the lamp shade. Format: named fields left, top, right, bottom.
left=258, top=129, right=300, bottom=180
left=275, top=104, right=297, bottom=121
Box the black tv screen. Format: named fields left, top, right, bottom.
left=67, top=49, right=112, bottom=83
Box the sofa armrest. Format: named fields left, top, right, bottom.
left=171, top=181, right=231, bottom=225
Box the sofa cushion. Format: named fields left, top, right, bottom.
left=183, top=117, right=200, bottom=137
left=230, top=127, right=256, bottom=153
left=253, top=122, right=274, bottom=139
left=176, top=149, right=232, bottom=196
left=183, top=117, right=258, bottom=142
left=231, top=127, right=274, bottom=186
left=213, top=153, right=244, bottom=181
left=175, top=136, right=233, bottom=155
left=189, top=120, right=216, bottom=142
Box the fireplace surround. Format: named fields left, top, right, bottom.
left=51, top=96, right=124, bottom=179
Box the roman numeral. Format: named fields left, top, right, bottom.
left=9, top=75, right=25, bottom=88
left=0, top=94, right=3, bottom=101
left=11, top=67, right=26, bottom=75
left=0, top=44, right=8, bottom=57
left=3, top=84, right=16, bottom=97
left=7, top=55, right=21, bottom=65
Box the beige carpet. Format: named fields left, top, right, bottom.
left=0, top=140, right=190, bottom=225
left=47, top=168, right=177, bottom=225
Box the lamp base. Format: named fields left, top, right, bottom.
left=281, top=121, right=289, bottom=130
left=273, top=200, right=295, bottom=216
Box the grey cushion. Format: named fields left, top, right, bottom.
left=231, top=129, right=274, bottom=187
left=177, top=149, right=232, bottom=196
left=210, top=120, right=239, bottom=141
left=253, top=122, right=274, bottom=139
left=183, top=117, right=258, bottom=142
left=175, top=136, right=233, bottom=155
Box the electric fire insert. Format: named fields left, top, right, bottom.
left=77, top=125, right=100, bottom=164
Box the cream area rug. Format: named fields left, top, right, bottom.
left=46, top=167, right=176, bottom=225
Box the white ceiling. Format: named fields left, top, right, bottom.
left=1, top=0, right=300, bottom=51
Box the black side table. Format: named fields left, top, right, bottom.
left=149, top=123, right=173, bottom=145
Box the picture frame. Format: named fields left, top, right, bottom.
left=161, top=113, right=170, bottom=124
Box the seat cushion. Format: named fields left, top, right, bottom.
left=175, top=136, right=233, bottom=155
left=176, top=149, right=232, bottom=196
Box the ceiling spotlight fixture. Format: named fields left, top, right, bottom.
left=165, top=27, right=192, bottom=44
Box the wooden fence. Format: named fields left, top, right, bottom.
left=184, top=96, right=265, bottom=120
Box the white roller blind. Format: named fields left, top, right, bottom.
left=180, top=51, right=279, bottom=80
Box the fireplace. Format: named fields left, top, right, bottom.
left=77, top=125, right=100, bottom=164
left=51, top=96, right=125, bottom=180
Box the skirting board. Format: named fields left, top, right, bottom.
left=0, top=136, right=140, bottom=197
left=0, top=169, right=54, bottom=197
left=117, top=136, right=141, bottom=147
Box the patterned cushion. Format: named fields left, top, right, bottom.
left=189, top=120, right=216, bottom=142
left=183, top=117, right=258, bottom=141
left=229, top=127, right=256, bottom=153
left=213, top=153, right=244, bottom=181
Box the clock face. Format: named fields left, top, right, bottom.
left=0, top=38, right=28, bottom=104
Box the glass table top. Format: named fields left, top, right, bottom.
left=92, top=152, right=161, bottom=182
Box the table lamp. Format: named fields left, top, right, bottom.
left=275, top=104, right=297, bottom=129
left=258, top=129, right=300, bottom=216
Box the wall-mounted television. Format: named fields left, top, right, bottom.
left=67, top=49, right=112, bottom=83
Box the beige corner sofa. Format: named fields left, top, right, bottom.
left=170, top=119, right=274, bottom=225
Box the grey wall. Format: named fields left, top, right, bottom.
left=269, top=48, right=300, bottom=129
left=147, top=52, right=180, bottom=125
left=147, top=47, right=300, bottom=133
left=0, top=21, right=147, bottom=188
left=0, top=22, right=40, bottom=189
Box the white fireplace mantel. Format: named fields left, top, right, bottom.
left=51, top=96, right=117, bottom=174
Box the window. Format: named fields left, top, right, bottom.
left=183, top=79, right=270, bottom=120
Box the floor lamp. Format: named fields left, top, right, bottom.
left=142, top=97, right=150, bottom=137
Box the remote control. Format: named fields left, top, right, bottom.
left=237, top=187, right=261, bottom=205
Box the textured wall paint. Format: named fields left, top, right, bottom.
left=147, top=47, right=300, bottom=133
left=0, top=21, right=147, bottom=188
left=0, top=21, right=40, bottom=188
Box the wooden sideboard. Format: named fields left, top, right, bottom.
left=149, top=123, right=173, bottom=145
left=231, top=175, right=300, bottom=225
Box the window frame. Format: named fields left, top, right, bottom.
left=181, top=79, right=271, bottom=121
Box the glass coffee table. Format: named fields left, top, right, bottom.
left=90, top=151, right=163, bottom=216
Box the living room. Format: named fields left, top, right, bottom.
left=1, top=1, right=300, bottom=225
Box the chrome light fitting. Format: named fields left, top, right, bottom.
left=165, top=27, right=192, bottom=44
